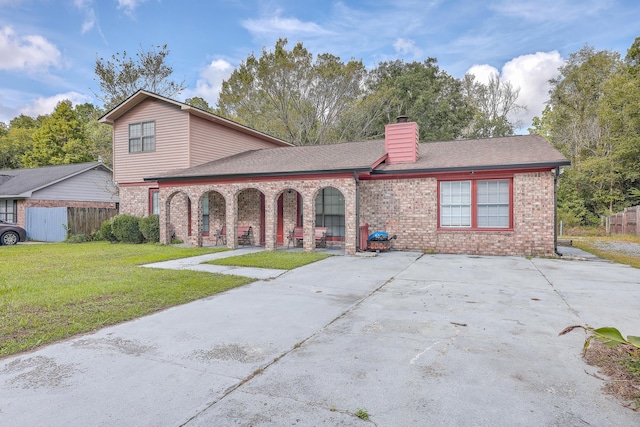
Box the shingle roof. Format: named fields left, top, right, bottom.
left=146, top=140, right=389, bottom=180
left=0, top=162, right=108, bottom=197
left=147, top=134, right=569, bottom=181
left=377, top=134, right=570, bottom=172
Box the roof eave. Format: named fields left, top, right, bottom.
left=144, top=167, right=373, bottom=182
left=373, top=160, right=572, bottom=175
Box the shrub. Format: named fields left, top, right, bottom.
left=139, top=215, right=160, bottom=243
left=100, top=218, right=117, bottom=242
left=65, top=233, right=91, bottom=243
left=111, top=214, right=143, bottom=244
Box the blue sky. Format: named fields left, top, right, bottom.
left=1, top=0, right=638, bottom=131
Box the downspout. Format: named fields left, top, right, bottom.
left=354, top=171, right=360, bottom=252
left=554, top=166, right=560, bottom=256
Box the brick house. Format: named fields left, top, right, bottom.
left=0, top=162, right=118, bottom=241
left=101, top=91, right=570, bottom=256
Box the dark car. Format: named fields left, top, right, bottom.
left=0, top=220, right=27, bottom=245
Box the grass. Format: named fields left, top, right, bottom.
left=204, top=250, right=332, bottom=270
left=0, top=242, right=253, bottom=357
left=568, top=234, right=640, bottom=269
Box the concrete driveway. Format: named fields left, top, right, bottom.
left=1, top=250, right=639, bottom=426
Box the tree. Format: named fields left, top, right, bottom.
left=185, top=97, right=215, bottom=113
left=74, top=103, right=113, bottom=166
left=364, top=59, right=473, bottom=141
left=22, top=100, right=94, bottom=167
left=529, top=44, right=633, bottom=223
left=462, top=73, right=526, bottom=138
left=218, top=38, right=366, bottom=145
left=94, top=44, right=186, bottom=110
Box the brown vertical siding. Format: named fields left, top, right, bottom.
left=189, top=115, right=282, bottom=165
left=113, top=98, right=190, bottom=183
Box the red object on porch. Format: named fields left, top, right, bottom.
left=359, top=223, right=369, bottom=251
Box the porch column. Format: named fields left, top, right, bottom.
left=343, top=183, right=357, bottom=255
left=159, top=190, right=170, bottom=245
left=264, top=190, right=277, bottom=251
left=302, top=193, right=315, bottom=252
left=225, top=191, right=238, bottom=249
left=191, top=191, right=203, bottom=247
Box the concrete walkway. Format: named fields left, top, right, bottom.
left=1, top=249, right=639, bottom=426
left=142, top=247, right=288, bottom=280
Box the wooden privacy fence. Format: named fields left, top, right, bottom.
left=67, top=207, right=118, bottom=236
left=606, top=205, right=640, bottom=236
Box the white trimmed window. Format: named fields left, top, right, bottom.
left=440, top=181, right=471, bottom=227
left=477, top=180, right=510, bottom=228
left=129, top=121, right=155, bottom=152
left=440, top=179, right=511, bottom=229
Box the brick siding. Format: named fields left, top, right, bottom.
left=119, top=171, right=556, bottom=256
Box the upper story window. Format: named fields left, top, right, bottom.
left=129, top=121, right=155, bottom=152
left=439, top=179, right=511, bottom=229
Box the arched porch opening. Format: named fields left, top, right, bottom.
left=315, top=186, right=345, bottom=248
left=276, top=188, right=303, bottom=248
left=200, top=190, right=226, bottom=246
left=165, top=190, right=192, bottom=243
left=236, top=188, right=265, bottom=247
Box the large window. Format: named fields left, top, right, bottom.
left=440, top=181, right=471, bottom=227
left=0, top=199, right=17, bottom=223
left=129, top=121, right=155, bottom=152
left=440, top=179, right=511, bottom=229
left=315, top=187, right=345, bottom=238
left=477, top=180, right=510, bottom=228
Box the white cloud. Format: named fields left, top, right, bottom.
left=242, top=10, right=333, bottom=37
left=74, top=0, right=96, bottom=33
left=183, top=59, right=234, bottom=107
left=117, top=0, right=149, bottom=17
left=0, top=26, right=61, bottom=71
left=466, top=64, right=500, bottom=84
left=19, top=92, right=92, bottom=118
left=466, top=51, right=565, bottom=132
left=393, top=38, right=423, bottom=59
left=490, top=0, right=612, bottom=22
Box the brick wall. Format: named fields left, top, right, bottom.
left=360, top=171, right=556, bottom=256
left=118, top=185, right=154, bottom=217
left=125, top=171, right=555, bottom=256
left=156, top=177, right=357, bottom=253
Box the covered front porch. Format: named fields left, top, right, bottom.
left=157, top=176, right=358, bottom=254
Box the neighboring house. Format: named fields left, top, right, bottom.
left=102, top=91, right=570, bottom=256
left=0, top=162, right=118, bottom=242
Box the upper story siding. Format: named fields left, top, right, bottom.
left=189, top=115, right=279, bottom=165
left=112, top=96, right=289, bottom=184
left=113, top=98, right=189, bottom=184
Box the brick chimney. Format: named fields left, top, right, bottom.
left=384, top=116, right=419, bottom=164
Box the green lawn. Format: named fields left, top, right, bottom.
left=204, top=250, right=332, bottom=270
left=0, top=242, right=253, bottom=357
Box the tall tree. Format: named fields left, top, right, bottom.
left=22, top=100, right=93, bottom=167
left=365, top=59, right=473, bottom=141
left=530, top=45, right=626, bottom=223
left=185, top=97, right=215, bottom=113
left=94, top=44, right=186, bottom=110
left=218, top=38, right=366, bottom=145
left=462, top=73, right=526, bottom=138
